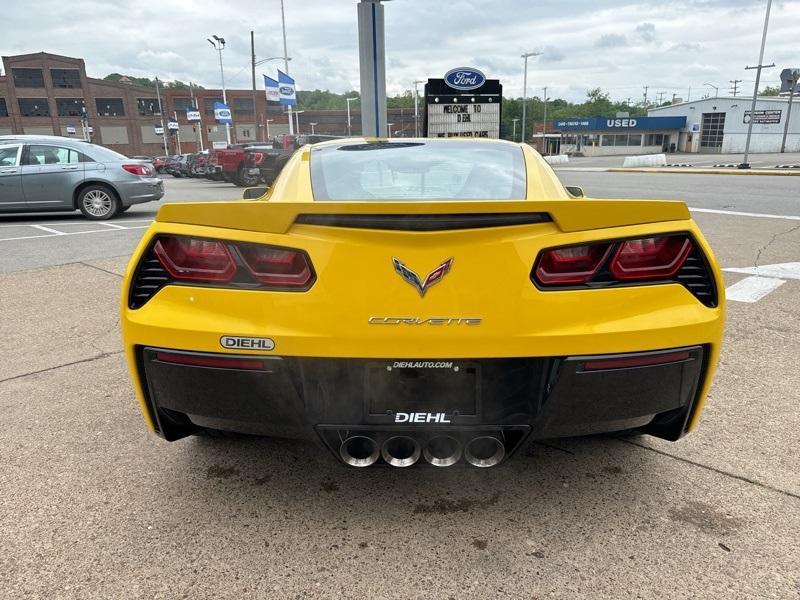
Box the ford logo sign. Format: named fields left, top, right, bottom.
left=279, top=85, right=294, bottom=95
left=216, top=109, right=231, bottom=118
left=444, top=67, right=486, bottom=91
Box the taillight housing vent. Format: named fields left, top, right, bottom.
left=129, top=235, right=315, bottom=309
left=531, top=233, right=717, bottom=307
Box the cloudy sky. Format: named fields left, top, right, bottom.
left=1, top=0, right=798, bottom=102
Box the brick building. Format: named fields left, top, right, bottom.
left=0, top=51, right=419, bottom=156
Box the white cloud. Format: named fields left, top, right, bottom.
left=0, top=0, right=798, bottom=103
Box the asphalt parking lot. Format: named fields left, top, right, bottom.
left=2, top=173, right=799, bottom=598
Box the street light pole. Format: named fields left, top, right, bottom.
left=520, top=51, right=541, bottom=144
left=346, top=97, right=358, bottom=136
left=413, top=79, right=425, bottom=137
left=154, top=76, right=168, bottom=156
left=310, top=122, right=317, bottom=135
left=703, top=83, right=719, bottom=97
left=542, top=86, right=548, bottom=154
left=512, top=118, right=519, bottom=141
left=280, top=0, right=294, bottom=136
left=208, top=35, right=231, bottom=145
left=266, top=118, right=273, bottom=140
left=740, top=0, right=773, bottom=169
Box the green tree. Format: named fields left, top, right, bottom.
left=760, top=85, right=781, bottom=96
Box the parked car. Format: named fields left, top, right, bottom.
left=153, top=156, right=169, bottom=173
left=0, top=135, right=164, bottom=219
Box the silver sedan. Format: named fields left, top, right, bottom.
left=0, top=135, right=164, bottom=220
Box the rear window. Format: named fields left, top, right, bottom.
left=310, top=140, right=526, bottom=201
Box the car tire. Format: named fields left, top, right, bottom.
left=77, top=185, right=120, bottom=220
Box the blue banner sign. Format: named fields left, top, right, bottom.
left=553, top=116, right=687, bottom=131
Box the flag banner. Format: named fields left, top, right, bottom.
left=167, top=119, right=180, bottom=131
left=264, top=75, right=280, bottom=102
left=213, top=101, right=233, bottom=124
left=277, top=70, right=297, bottom=106
left=186, top=110, right=201, bottom=121
left=154, top=125, right=164, bottom=136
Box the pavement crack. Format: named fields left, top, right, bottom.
left=79, top=261, right=124, bottom=278
left=754, top=222, right=800, bottom=268
left=0, top=351, right=124, bottom=386
left=617, top=437, right=800, bottom=501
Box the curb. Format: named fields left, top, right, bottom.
left=607, top=167, right=800, bottom=176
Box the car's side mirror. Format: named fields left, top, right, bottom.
left=242, top=186, right=268, bottom=200
left=565, top=185, right=585, bottom=198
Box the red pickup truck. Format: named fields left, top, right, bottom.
left=205, top=144, right=273, bottom=187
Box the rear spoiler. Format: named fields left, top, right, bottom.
left=155, top=198, right=690, bottom=235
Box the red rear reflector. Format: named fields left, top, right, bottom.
left=535, top=243, right=612, bottom=285
left=610, top=236, right=692, bottom=280
left=582, top=350, right=691, bottom=371
left=153, top=236, right=237, bottom=282
left=237, top=243, right=313, bottom=287
left=122, top=164, right=151, bottom=176
left=155, top=351, right=264, bottom=370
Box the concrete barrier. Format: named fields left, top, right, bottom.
left=623, top=154, right=667, bottom=168
left=543, top=154, right=569, bottom=166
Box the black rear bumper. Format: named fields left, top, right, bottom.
left=137, top=345, right=707, bottom=460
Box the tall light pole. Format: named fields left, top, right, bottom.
left=309, top=122, right=317, bottom=135
left=520, top=51, right=541, bottom=144
left=207, top=35, right=231, bottom=145
left=542, top=86, right=549, bottom=154
left=265, top=118, right=273, bottom=140
left=512, top=118, right=519, bottom=141
left=413, top=79, right=425, bottom=137
left=740, top=0, right=773, bottom=169
left=346, top=97, right=358, bottom=136
left=154, top=77, right=169, bottom=156
left=280, top=0, right=294, bottom=136
left=703, top=83, right=719, bottom=97
left=294, top=109, right=305, bottom=134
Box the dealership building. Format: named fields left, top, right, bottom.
left=553, top=95, right=799, bottom=156
left=1, top=51, right=420, bottom=156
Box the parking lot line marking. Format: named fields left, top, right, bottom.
left=0, top=219, right=152, bottom=228
left=690, top=207, right=800, bottom=221
left=0, top=225, right=150, bottom=243
left=725, top=276, right=786, bottom=303
left=30, top=224, right=66, bottom=235
left=98, top=222, right=128, bottom=230
left=725, top=262, right=800, bottom=280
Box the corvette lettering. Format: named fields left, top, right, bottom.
left=368, top=317, right=481, bottom=325
left=394, top=412, right=452, bottom=424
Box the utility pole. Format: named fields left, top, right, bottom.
left=250, top=31, right=259, bottom=142
left=729, top=79, right=742, bottom=96
left=154, top=77, right=169, bottom=156
left=280, top=0, right=295, bottom=136
left=174, top=111, right=182, bottom=154
left=656, top=91, right=665, bottom=105
left=642, top=85, right=649, bottom=108
left=520, top=51, right=542, bottom=144
left=413, top=79, right=425, bottom=137
left=740, top=0, right=773, bottom=168
left=542, top=86, right=548, bottom=154
left=207, top=36, right=231, bottom=145
left=781, top=71, right=798, bottom=153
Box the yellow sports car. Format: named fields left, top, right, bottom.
left=121, top=138, right=724, bottom=468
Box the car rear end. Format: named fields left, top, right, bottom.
left=108, top=159, right=164, bottom=207
left=121, top=141, right=724, bottom=468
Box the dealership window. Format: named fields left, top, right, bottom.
left=56, top=98, right=85, bottom=117
left=96, top=97, right=125, bottom=117
left=0, top=98, right=8, bottom=118
left=581, top=134, right=599, bottom=146
left=645, top=133, right=664, bottom=146
left=204, top=97, right=223, bottom=116
left=173, top=97, right=194, bottom=112
left=50, top=68, right=82, bottom=89
left=628, top=134, right=642, bottom=146
left=600, top=134, right=614, bottom=146
left=137, top=98, right=162, bottom=116
left=12, top=68, right=45, bottom=88
left=233, top=97, right=254, bottom=115
left=18, top=98, right=50, bottom=117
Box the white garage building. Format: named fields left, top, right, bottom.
left=648, top=96, right=799, bottom=153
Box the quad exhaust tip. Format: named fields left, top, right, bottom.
left=423, top=435, right=463, bottom=467
left=381, top=435, right=421, bottom=468
left=464, top=436, right=505, bottom=468
left=339, top=435, right=380, bottom=467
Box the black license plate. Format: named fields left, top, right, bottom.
left=366, top=360, right=478, bottom=416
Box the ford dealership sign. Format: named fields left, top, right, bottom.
left=444, top=68, right=486, bottom=91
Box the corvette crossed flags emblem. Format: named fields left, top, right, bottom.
left=392, top=257, right=453, bottom=297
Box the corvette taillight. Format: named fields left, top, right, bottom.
left=533, top=234, right=697, bottom=289
left=238, top=243, right=313, bottom=287
left=134, top=235, right=315, bottom=308
left=610, top=236, right=692, bottom=280
left=153, top=236, right=237, bottom=282
left=534, top=243, right=612, bottom=285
